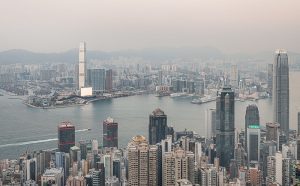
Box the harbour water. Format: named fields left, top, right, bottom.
left=1, top=71, right=300, bottom=159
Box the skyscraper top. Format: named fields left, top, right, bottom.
left=104, top=117, right=115, bottom=124
left=152, top=108, right=165, bottom=116
left=79, top=41, right=86, bottom=48
left=275, top=49, right=287, bottom=54
left=58, top=121, right=74, bottom=128
left=132, top=135, right=147, bottom=143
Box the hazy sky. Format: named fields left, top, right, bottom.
left=1, top=0, right=300, bottom=53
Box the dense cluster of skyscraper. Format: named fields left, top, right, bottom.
left=2, top=49, right=300, bottom=186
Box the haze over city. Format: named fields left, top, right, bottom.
left=1, top=0, right=300, bottom=53
left=1, top=1, right=300, bottom=186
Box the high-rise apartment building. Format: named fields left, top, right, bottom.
left=163, top=149, right=195, bottom=186
left=127, top=135, right=158, bottom=186
left=103, top=117, right=118, bottom=148
left=245, top=104, right=260, bottom=150
left=58, top=122, right=75, bottom=153
left=149, top=108, right=168, bottom=145
left=216, top=87, right=235, bottom=168
left=273, top=49, right=289, bottom=137
left=78, top=42, right=86, bottom=89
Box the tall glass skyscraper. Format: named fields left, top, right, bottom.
left=58, top=122, right=75, bottom=153
left=245, top=104, right=260, bottom=149
left=103, top=117, right=118, bottom=148
left=149, top=108, right=168, bottom=145
left=216, top=87, right=235, bottom=168
left=273, top=49, right=289, bottom=137
left=87, top=69, right=106, bottom=92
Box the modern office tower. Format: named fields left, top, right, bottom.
left=278, top=132, right=287, bottom=151
left=205, top=108, right=216, bottom=139
left=66, top=175, right=86, bottom=186
left=105, top=69, right=113, bottom=91
left=127, top=135, right=158, bottom=186
left=78, top=42, right=86, bottom=89
left=103, top=117, right=118, bottom=148
left=267, top=64, right=273, bottom=94
left=245, top=104, right=260, bottom=149
left=230, top=65, right=239, bottom=88
left=87, top=69, right=106, bottom=92
left=55, top=152, right=70, bottom=179
left=41, top=168, right=64, bottom=186
left=246, top=168, right=262, bottom=186
left=149, top=108, right=168, bottom=145
left=216, top=87, right=235, bottom=168
left=298, top=112, right=300, bottom=136
left=78, top=141, right=87, bottom=160
left=112, top=159, right=121, bottom=180
left=247, top=125, right=260, bottom=164
left=266, top=122, right=279, bottom=142
left=25, top=158, right=37, bottom=182
left=58, top=122, right=75, bottom=153
left=103, top=154, right=112, bottom=179
left=158, top=70, right=163, bottom=85
left=297, top=138, right=300, bottom=160
left=163, top=149, right=195, bottom=186
left=273, top=49, right=289, bottom=137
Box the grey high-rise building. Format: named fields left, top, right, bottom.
left=245, top=104, right=260, bottom=150
left=87, top=69, right=106, bottom=92
left=216, top=87, right=235, bottom=168
left=273, top=49, right=289, bottom=137
left=103, top=117, right=118, bottom=148
left=298, top=112, right=300, bottom=136
left=247, top=125, right=260, bottom=164
left=149, top=108, right=168, bottom=145
left=267, top=64, right=273, bottom=94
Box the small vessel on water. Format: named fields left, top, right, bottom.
left=191, top=96, right=217, bottom=104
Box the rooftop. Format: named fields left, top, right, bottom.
left=152, top=108, right=165, bottom=116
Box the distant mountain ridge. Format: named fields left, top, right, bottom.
left=0, top=47, right=299, bottom=64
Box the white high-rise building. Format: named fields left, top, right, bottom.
left=78, top=42, right=86, bottom=89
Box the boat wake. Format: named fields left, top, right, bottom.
left=0, top=129, right=90, bottom=148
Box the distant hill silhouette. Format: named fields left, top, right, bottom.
left=0, top=47, right=299, bottom=64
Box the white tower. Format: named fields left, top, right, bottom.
left=78, top=42, right=86, bottom=89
